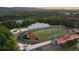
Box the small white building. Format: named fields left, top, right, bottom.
left=28, top=22, right=50, bottom=30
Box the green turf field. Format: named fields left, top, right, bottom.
left=33, top=27, right=69, bottom=42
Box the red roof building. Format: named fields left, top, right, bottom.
left=56, top=34, right=79, bottom=44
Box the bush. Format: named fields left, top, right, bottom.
left=59, top=39, right=77, bottom=47
left=66, top=40, right=77, bottom=46
left=59, top=42, right=67, bottom=47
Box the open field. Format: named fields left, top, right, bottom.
left=33, top=27, right=69, bottom=42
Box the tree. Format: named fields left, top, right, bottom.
left=0, top=27, right=18, bottom=51
left=1, top=21, right=17, bottom=29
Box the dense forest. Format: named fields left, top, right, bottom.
left=0, top=7, right=79, bottom=29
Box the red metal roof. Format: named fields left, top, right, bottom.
left=56, top=34, right=79, bottom=44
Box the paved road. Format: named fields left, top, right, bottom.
left=25, top=40, right=53, bottom=51
left=25, top=40, right=59, bottom=51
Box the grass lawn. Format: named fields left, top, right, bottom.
left=32, top=27, right=69, bottom=42
left=16, top=20, right=23, bottom=23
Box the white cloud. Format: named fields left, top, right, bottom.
left=0, top=0, right=79, bottom=7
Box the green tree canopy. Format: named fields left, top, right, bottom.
left=0, top=27, right=18, bottom=51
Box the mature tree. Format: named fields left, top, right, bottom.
left=0, top=27, right=18, bottom=51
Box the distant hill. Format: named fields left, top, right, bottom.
left=0, top=7, right=41, bottom=15
left=0, top=7, right=79, bottom=15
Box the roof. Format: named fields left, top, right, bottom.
left=28, top=22, right=50, bottom=30
left=56, top=34, right=79, bottom=44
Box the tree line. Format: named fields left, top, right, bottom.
left=1, top=13, right=79, bottom=29
left=1, top=10, right=79, bottom=29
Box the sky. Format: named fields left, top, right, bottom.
left=0, top=0, right=79, bottom=7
